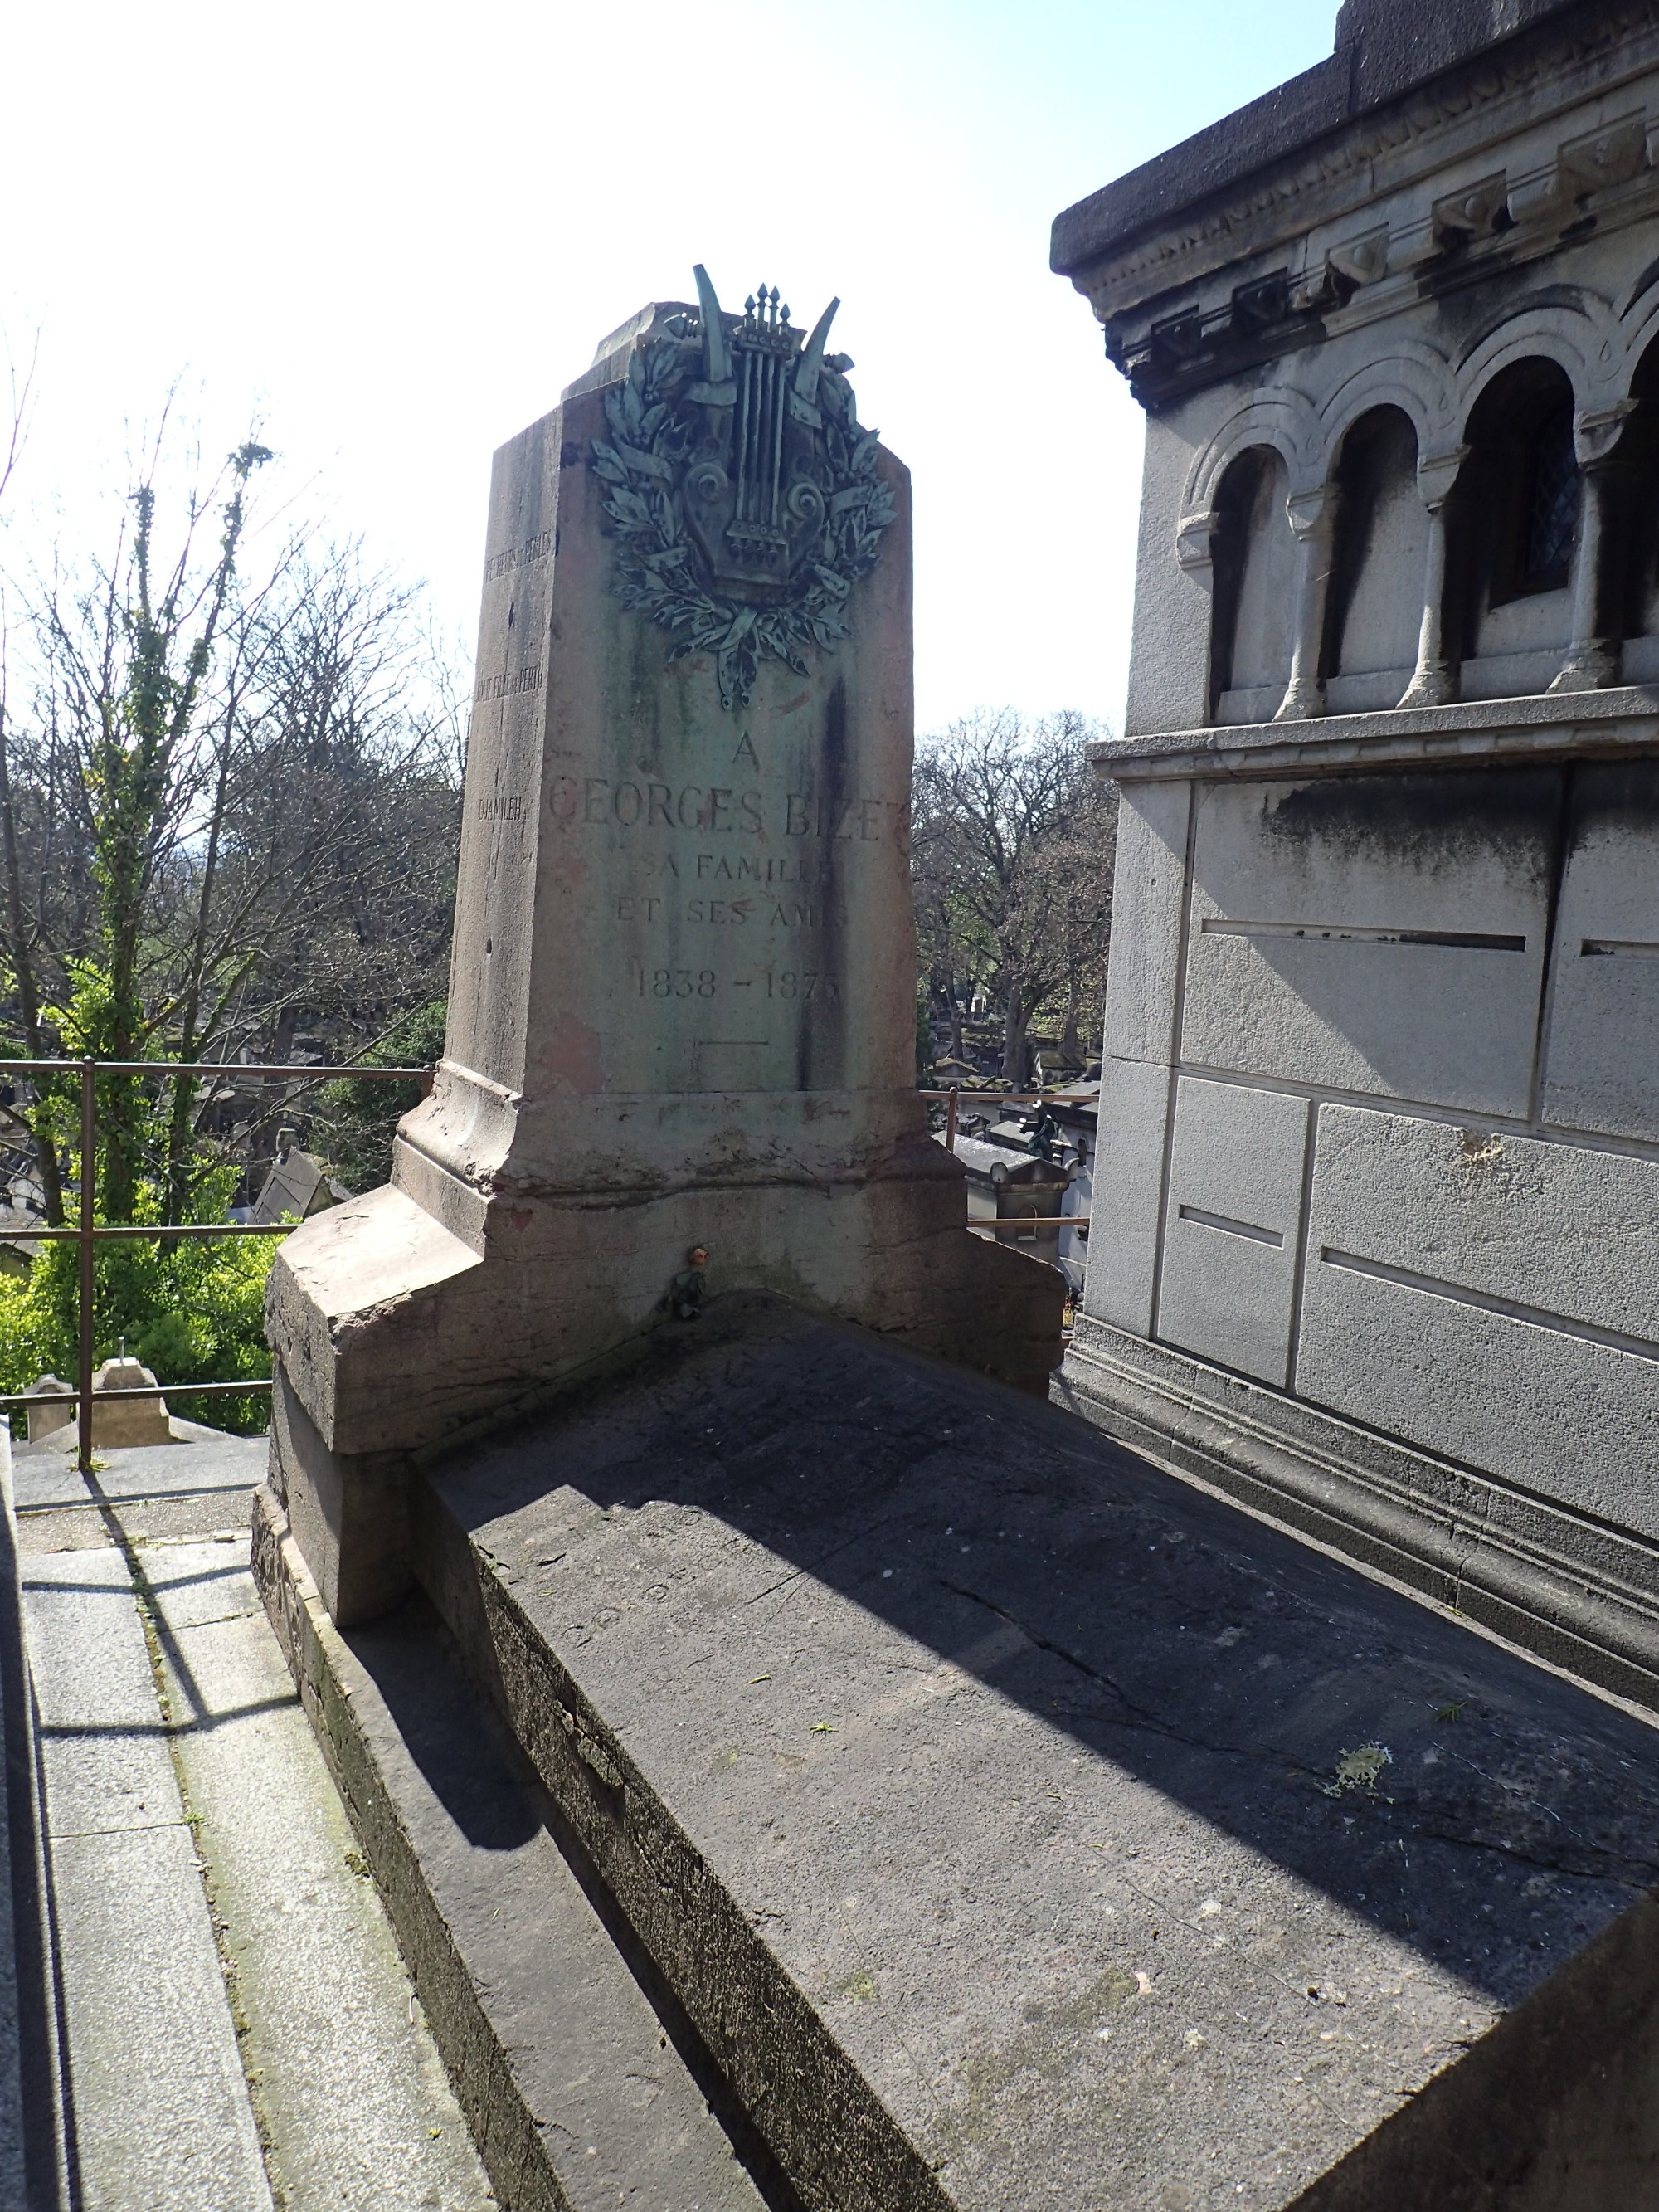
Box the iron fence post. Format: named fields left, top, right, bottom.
left=78, top=1057, right=95, bottom=1476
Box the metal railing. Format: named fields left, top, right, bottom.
left=1, top=1065, right=1096, bottom=1472
left=0, top=1056, right=430, bottom=1473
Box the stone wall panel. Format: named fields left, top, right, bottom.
left=1181, top=772, right=1557, bottom=1114
left=1155, top=1074, right=1311, bottom=1386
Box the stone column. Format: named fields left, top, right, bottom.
left=264, top=275, right=1065, bottom=1625
left=1398, top=445, right=1467, bottom=709
left=1550, top=401, right=1637, bottom=695
left=1274, top=486, right=1339, bottom=721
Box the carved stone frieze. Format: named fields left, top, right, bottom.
left=1065, top=0, right=1659, bottom=402
left=1327, top=227, right=1390, bottom=287
left=1067, top=2, right=1659, bottom=305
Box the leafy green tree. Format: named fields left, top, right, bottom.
left=49, top=441, right=270, bottom=1220
left=1, top=424, right=463, bottom=1228
left=0, top=1065, right=278, bottom=1435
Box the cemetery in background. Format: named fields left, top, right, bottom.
left=0, top=433, right=459, bottom=1415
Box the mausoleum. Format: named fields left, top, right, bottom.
left=1056, top=0, right=1659, bottom=1710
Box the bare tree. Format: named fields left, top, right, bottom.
left=0, top=414, right=464, bottom=1224
left=0, top=329, right=71, bottom=1219
left=912, top=709, right=1117, bottom=1084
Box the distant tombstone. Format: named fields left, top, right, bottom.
left=265, top=267, right=1065, bottom=1624
left=90, top=1358, right=172, bottom=1448
left=22, top=1374, right=75, bottom=1442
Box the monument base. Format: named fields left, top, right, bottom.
left=1058, top=1313, right=1659, bottom=1716
left=266, top=1138, right=1063, bottom=1624
left=255, top=1293, right=1659, bottom=2212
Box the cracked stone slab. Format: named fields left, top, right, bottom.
left=422, top=1293, right=1659, bottom=2212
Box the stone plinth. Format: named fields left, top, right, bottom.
left=22, top=1375, right=74, bottom=1441
left=89, top=1359, right=172, bottom=1449
left=267, top=279, right=1062, bottom=1625
left=260, top=1292, right=1659, bottom=2212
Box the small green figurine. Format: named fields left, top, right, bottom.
left=669, top=1245, right=708, bottom=1321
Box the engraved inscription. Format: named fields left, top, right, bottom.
left=483, top=529, right=552, bottom=582
left=549, top=773, right=905, bottom=845
left=614, top=894, right=815, bottom=927
left=630, top=962, right=839, bottom=1001
left=477, top=794, right=525, bottom=822
left=474, top=663, right=545, bottom=703
left=542, top=705, right=898, bottom=1087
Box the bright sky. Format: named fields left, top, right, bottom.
left=2, top=0, right=1338, bottom=737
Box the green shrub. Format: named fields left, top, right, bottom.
left=0, top=1163, right=280, bottom=1436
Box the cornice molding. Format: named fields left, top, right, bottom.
left=1072, top=0, right=1659, bottom=327
left=1089, top=686, right=1659, bottom=782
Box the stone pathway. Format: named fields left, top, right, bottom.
left=12, top=1429, right=495, bottom=2210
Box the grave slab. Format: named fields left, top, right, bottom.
left=387, top=1293, right=1659, bottom=2212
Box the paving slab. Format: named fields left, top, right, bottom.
left=22, top=1545, right=272, bottom=2212
left=254, top=1488, right=781, bottom=2212
left=12, top=1423, right=266, bottom=1512
left=419, top=1293, right=1659, bottom=2212
left=144, top=1538, right=494, bottom=2212
left=0, top=1430, right=56, bottom=2206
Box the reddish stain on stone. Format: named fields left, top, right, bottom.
left=508, top=1206, right=533, bottom=1234
left=542, top=1011, right=606, bottom=1094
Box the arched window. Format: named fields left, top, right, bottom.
left=1521, top=402, right=1579, bottom=591
left=1208, top=446, right=1297, bottom=724
left=1324, top=406, right=1426, bottom=709
left=1456, top=358, right=1579, bottom=690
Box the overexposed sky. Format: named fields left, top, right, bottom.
left=2, top=0, right=1338, bottom=735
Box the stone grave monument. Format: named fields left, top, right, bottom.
left=265, top=269, right=1063, bottom=1625
left=1053, top=0, right=1659, bottom=1712
left=255, top=215, right=1659, bottom=2211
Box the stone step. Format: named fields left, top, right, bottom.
left=0, top=1435, right=66, bottom=2207
left=22, top=1540, right=273, bottom=2212
left=12, top=1415, right=498, bottom=2212
left=253, top=1489, right=784, bottom=2212
left=144, top=1538, right=494, bottom=2212
left=390, top=1291, right=1659, bottom=2212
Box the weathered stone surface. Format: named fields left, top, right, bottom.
left=148, top=1540, right=495, bottom=2212
left=1050, top=1, right=1582, bottom=282
left=251, top=1485, right=777, bottom=2212
left=265, top=280, right=1060, bottom=1624
left=22, top=1543, right=272, bottom=2211
left=0, top=1429, right=55, bottom=2204
left=21, top=1374, right=73, bottom=1441
left=405, top=1294, right=1659, bottom=2212
left=1052, top=0, right=1659, bottom=1699
left=88, top=1357, right=173, bottom=1448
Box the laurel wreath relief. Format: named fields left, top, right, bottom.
left=590, top=317, right=896, bottom=710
